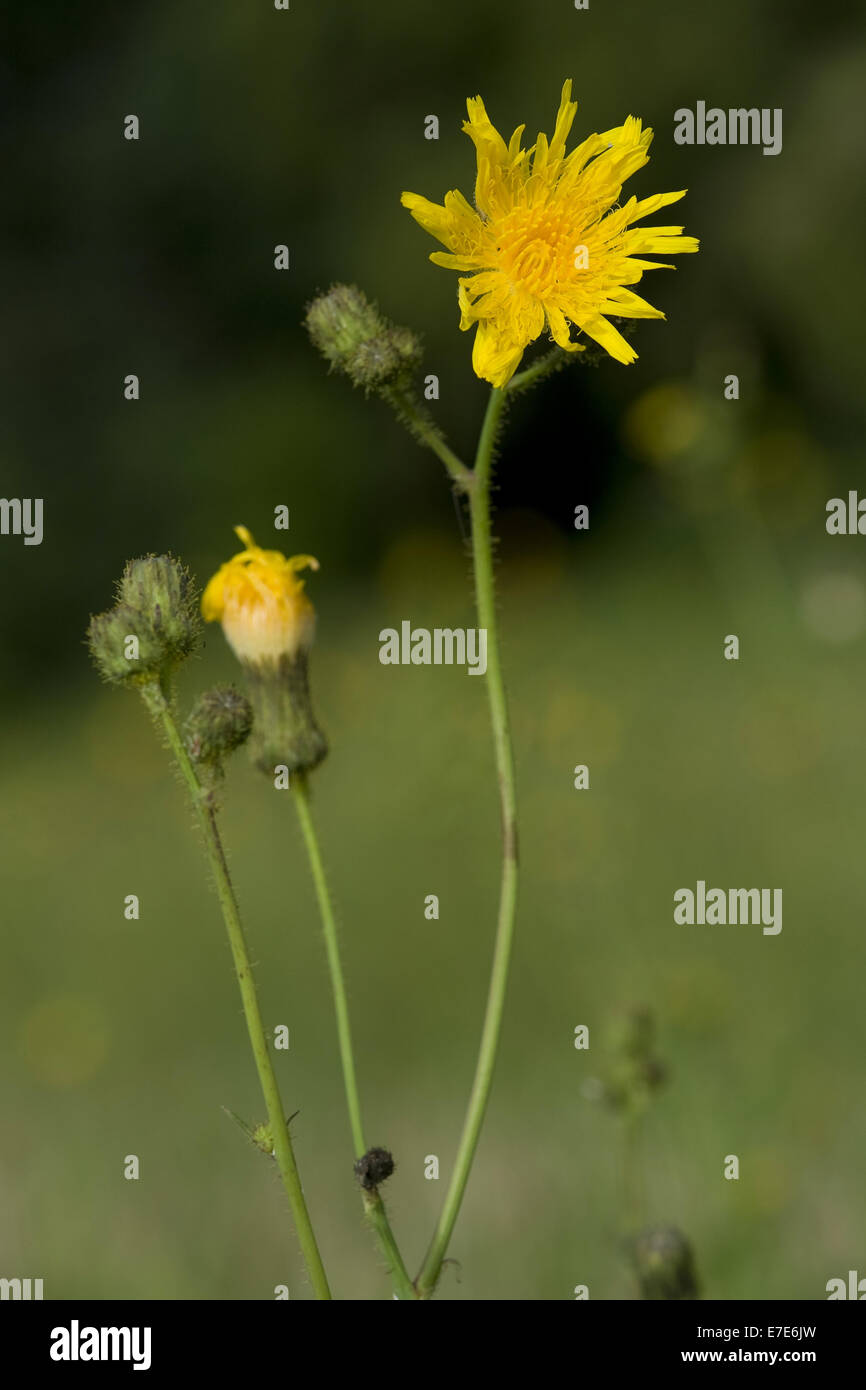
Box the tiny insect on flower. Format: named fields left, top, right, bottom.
left=402, top=79, right=699, bottom=387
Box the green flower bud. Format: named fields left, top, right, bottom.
left=305, top=284, right=383, bottom=365
left=305, top=284, right=422, bottom=393
left=350, top=324, right=423, bottom=391
left=88, top=554, right=201, bottom=690
left=184, top=686, right=252, bottom=770
left=118, top=554, right=200, bottom=667
left=630, top=1226, right=700, bottom=1300
left=244, top=652, right=327, bottom=776
left=251, top=1123, right=274, bottom=1156
left=87, top=602, right=167, bottom=685
left=586, top=1006, right=668, bottom=1113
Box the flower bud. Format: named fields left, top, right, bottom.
left=251, top=1123, right=274, bottom=1156
left=201, top=527, right=327, bottom=776
left=87, top=602, right=168, bottom=686
left=586, top=1005, right=667, bottom=1112
left=88, top=554, right=201, bottom=688
left=305, top=284, right=383, bottom=365
left=354, top=1147, right=395, bottom=1191
left=629, top=1226, right=700, bottom=1300
left=305, top=283, right=422, bottom=393
left=118, top=555, right=199, bottom=667
left=184, top=686, right=252, bottom=770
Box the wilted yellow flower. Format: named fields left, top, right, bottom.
left=202, top=526, right=319, bottom=666
left=402, top=80, right=698, bottom=387
left=202, top=527, right=327, bottom=775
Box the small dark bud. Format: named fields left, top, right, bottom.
left=630, top=1225, right=700, bottom=1300
left=354, top=1147, right=395, bottom=1191
left=184, top=686, right=253, bottom=767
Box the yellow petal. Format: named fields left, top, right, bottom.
left=201, top=571, right=226, bottom=622
left=471, top=320, right=526, bottom=387
left=400, top=192, right=456, bottom=249
left=598, top=287, right=665, bottom=319
left=630, top=231, right=700, bottom=255
left=546, top=304, right=580, bottom=351
left=548, top=78, right=578, bottom=162
left=507, top=123, right=526, bottom=159
left=430, top=251, right=482, bottom=271
left=575, top=312, right=638, bottom=365
left=463, top=94, right=510, bottom=163
left=628, top=189, right=688, bottom=222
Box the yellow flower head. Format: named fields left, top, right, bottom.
left=401, top=80, right=699, bottom=387
left=201, top=526, right=319, bottom=665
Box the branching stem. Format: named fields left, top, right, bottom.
left=143, top=681, right=332, bottom=1301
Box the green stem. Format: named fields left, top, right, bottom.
left=145, top=683, right=332, bottom=1301
left=385, top=383, right=474, bottom=491
left=415, top=386, right=519, bottom=1298
left=361, top=1189, right=414, bottom=1296
left=621, top=1107, right=645, bottom=1235
left=291, top=771, right=416, bottom=1301
left=292, top=773, right=364, bottom=1155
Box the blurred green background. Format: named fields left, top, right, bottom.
left=2, top=0, right=865, bottom=1298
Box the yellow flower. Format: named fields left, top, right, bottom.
left=401, top=80, right=699, bottom=387
left=201, top=526, right=319, bottom=666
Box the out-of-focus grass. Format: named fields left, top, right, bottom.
left=2, top=512, right=864, bottom=1299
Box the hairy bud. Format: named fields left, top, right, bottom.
left=87, top=602, right=168, bottom=686
left=87, top=554, right=201, bottom=688
left=118, top=555, right=199, bottom=667
left=354, top=1147, right=395, bottom=1191
left=184, top=686, right=253, bottom=772
left=305, top=284, right=422, bottom=393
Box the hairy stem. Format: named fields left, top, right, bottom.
left=292, top=773, right=365, bottom=1155
left=384, top=383, right=474, bottom=491
left=415, top=385, right=519, bottom=1297
left=291, top=771, right=416, bottom=1300
left=144, top=682, right=332, bottom=1301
